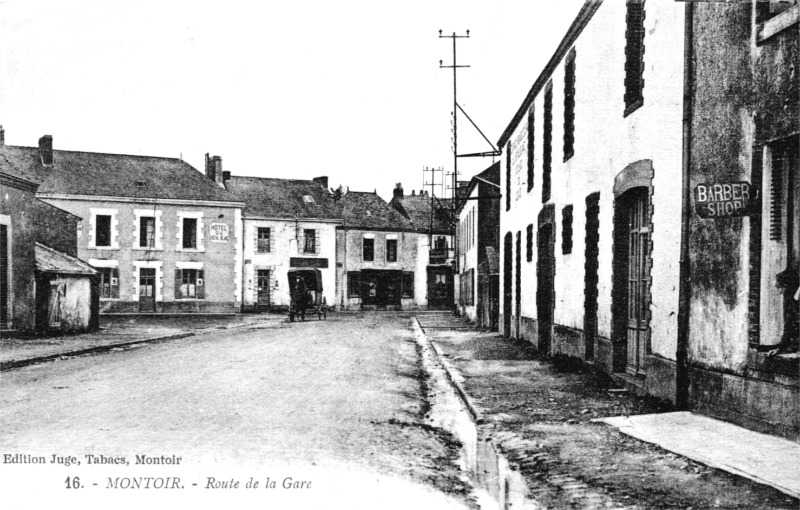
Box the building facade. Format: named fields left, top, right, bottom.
left=2, top=136, right=244, bottom=314
left=498, top=1, right=685, bottom=396
left=336, top=190, right=434, bottom=310
left=455, top=162, right=501, bottom=328
left=224, top=174, right=340, bottom=311
left=389, top=185, right=455, bottom=310
left=1, top=148, right=98, bottom=333
left=683, top=1, right=799, bottom=439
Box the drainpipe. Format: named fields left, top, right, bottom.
left=676, top=2, right=694, bottom=411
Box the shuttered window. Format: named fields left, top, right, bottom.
left=526, top=224, right=533, bottom=262
left=527, top=105, right=535, bottom=192
left=175, top=269, right=204, bottom=299
left=257, top=227, right=271, bottom=253
left=562, top=205, right=574, bottom=254
left=98, top=267, right=120, bottom=299
left=563, top=49, right=576, bottom=161
left=624, top=0, right=646, bottom=115
left=402, top=272, right=414, bottom=298
left=543, top=82, right=553, bottom=203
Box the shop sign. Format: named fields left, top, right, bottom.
left=694, top=181, right=754, bottom=218
left=210, top=223, right=229, bottom=242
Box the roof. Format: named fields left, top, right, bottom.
left=0, top=154, right=39, bottom=191
left=389, top=192, right=453, bottom=235
left=338, top=191, right=414, bottom=231
left=455, top=161, right=502, bottom=215
left=35, top=243, right=96, bottom=275
left=0, top=145, right=238, bottom=203
left=497, top=1, right=602, bottom=148
left=225, top=176, right=341, bottom=220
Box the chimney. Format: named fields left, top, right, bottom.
left=0, top=125, right=5, bottom=147
left=204, top=153, right=214, bottom=181
left=313, top=176, right=328, bottom=189
left=212, top=156, right=223, bottom=186
left=393, top=182, right=404, bottom=200
left=39, top=135, right=53, bottom=166
left=222, top=171, right=231, bottom=184
left=411, top=190, right=416, bottom=196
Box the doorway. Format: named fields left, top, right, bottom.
left=257, top=270, right=271, bottom=309
left=138, top=268, right=157, bottom=313
left=503, top=232, right=513, bottom=337
left=361, top=270, right=401, bottom=309
left=427, top=267, right=453, bottom=310
left=584, top=193, right=600, bottom=360
left=615, top=187, right=651, bottom=375
left=537, top=223, right=555, bottom=352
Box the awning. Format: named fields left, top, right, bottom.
left=35, top=243, right=97, bottom=276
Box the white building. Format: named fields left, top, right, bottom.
left=498, top=0, right=685, bottom=401
left=224, top=174, right=340, bottom=310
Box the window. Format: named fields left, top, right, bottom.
left=182, top=218, right=198, bottom=249
left=139, top=216, right=155, bottom=248
left=526, top=224, right=533, bottom=262
left=363, top=238, right=374, bottom=261
left=348, top=272, right=361, bottom=298
left=753, top=136, right=799, bottom=349
left=506, top=142, right=512, bottom=211
left=175, top=268, right=204, bottom=299
left=624, top=0, right=646, bottom=115
left=257, top=227, right=271, bottom=253
left=96, top=215, right=111, bottom=247
left=303, top=229, right=316, bottom=254
left=402, top=272, right=414, bottom=298
left=564, top=49, right=576, bottom=161
left=543, top=82, right=553, bottom=203
left=562, top=205, right=574, bottom=254
left=386, top=239, right=398, bottom=262
left=303, top=195, right=315, bottom=204
left=435, top=236, right=447, bottom=250
left=98, top=267, right=120, bottom=299
left=527, top=105, right=535, bottom=192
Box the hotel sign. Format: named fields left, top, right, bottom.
left=694, top=181, right=754, bottom=218
left=210, top=223, right=229, bottom=242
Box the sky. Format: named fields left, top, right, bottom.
left=0, top=0, right=584, bottom=201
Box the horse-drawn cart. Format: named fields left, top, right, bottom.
left=288, top=268, right=327, bottom=322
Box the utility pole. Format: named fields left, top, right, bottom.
left=423, top=165, right=444, bottom=199
left=439, top=29, right=470, bottom=206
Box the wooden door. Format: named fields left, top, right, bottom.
left=138, top=268, right=156, bottom=313
left=503, top=233, right=513, bottom=337
left=584, top=193, right=600, bottom=360
left=625, top=189, right=650, bottom=375
left=257, top=270, right=271, bottom=307
left=537, top=224, right=555, bottom=351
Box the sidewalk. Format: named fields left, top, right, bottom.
left=0, top=313, right=281, bottom=370
left=417, top=314, right=799, bottom=510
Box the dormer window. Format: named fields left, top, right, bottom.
left=136, top=180, right=147, bottom=188
left=303, top=195, right=315, bottom=204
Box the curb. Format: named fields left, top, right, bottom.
left=413, top=317, right=482, bottom=422
left=0, top=320, right=274, bottom=372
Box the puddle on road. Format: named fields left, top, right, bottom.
left=413, top=320, right=539, bottom=510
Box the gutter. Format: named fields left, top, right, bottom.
left=676, top=1, right=694, bottom=410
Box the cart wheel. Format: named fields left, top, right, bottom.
left=322, top=307, right=327, bottom=320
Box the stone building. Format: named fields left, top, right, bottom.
left=389, top=184, right=455, bottom=309
left=455, top=162, right=501, bottom=328
left=498, top=0, right=685, bottom=388
left=1, top=135, right=244, bottom=314
left=223, top=173, right=340, bottom=311
left=681, top=1, right=799, bottom=439
left=497, top=0, right=799, bottom=439
left=1, top=146, right=98, bottom=333
left=336, top=190, right=429, bottom=310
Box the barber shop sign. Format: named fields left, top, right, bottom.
left=694, top=181, right=755, bottom=219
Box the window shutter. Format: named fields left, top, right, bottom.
left=175, top=269, right=182, bottom=299
left=769, top=162, right=783, bottom=241
left=197, top=270, right=205, bottom=299
left=315, top=232, right=320, bottom=254
left=254, top=228, right=259, bottom=253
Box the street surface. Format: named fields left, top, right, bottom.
left=0, top=313, right=471, bottom=509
